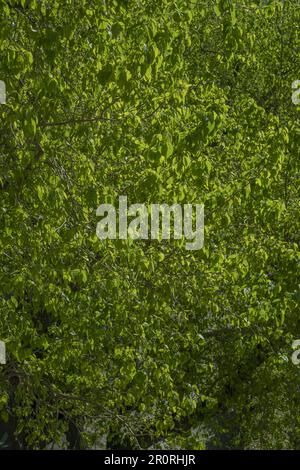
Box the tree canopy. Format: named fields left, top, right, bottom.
left=0, top=0, right=300, bottom=449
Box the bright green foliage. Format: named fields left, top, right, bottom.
left=0, top=0, right=300, bottom=449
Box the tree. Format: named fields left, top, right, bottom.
left=0, top=0, right=299, bottom=449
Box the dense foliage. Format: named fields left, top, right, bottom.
left=0, top=0, right=300, bottom=449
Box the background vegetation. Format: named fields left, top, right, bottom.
left=0, top=0, right=299, bottom=449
